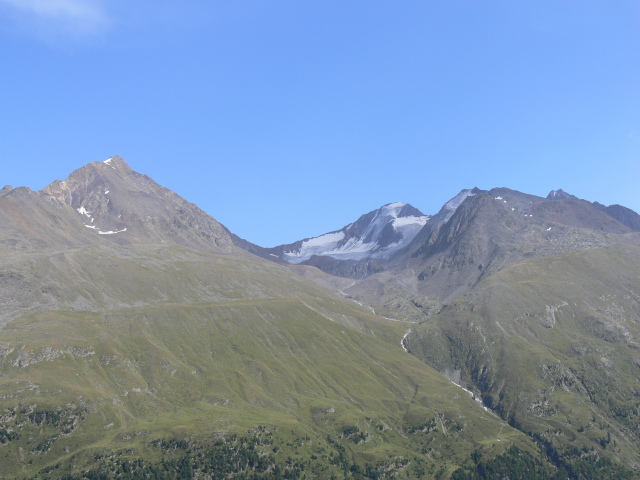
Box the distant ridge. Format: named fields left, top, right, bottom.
left=252, top=186, right=640, bottom=291
left=547, top=188, right=640, bottom=231
left=238, top=202, right=429, bottom=277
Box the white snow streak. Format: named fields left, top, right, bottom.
left=98, top=228, right=127, bottom=235
left=401, top=329, right=411, bottom=353
left=303, top=231, right=345, bottom=248
left=443, top=190, right=475, bottom=222
left=392, top=215, right=428, bottom=229
left=385, top=202, right=404, bottom=209
left=449, top=380, right=490, bottom=412
left=283, top=231, right=345, bottom=263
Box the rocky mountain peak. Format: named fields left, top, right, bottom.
left=251, top=202, right=430, bottom=274
left=38, top=156, right=237, bottom=253
left=547, top=189, right=579, bottom=200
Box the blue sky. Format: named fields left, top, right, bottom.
left=1, top=1, right=638, bottom=247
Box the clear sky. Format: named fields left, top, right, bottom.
left=1, top=1, right=638, bottom=247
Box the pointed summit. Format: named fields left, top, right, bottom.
left=40, top=156, right=236, bottom=253
left=547, top=189, right=579, bottom=201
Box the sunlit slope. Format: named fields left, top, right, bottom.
left=0, top=244, right=390, bottom=331
left=406, top=244, right=640, bottom=468
left=0, top=246, right=531, bottom=478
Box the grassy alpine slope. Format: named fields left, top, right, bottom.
left=0, top=245, right=533, bottom=479
left=406, top=244, right=640, bottom=472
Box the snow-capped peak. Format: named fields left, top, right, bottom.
left=282, top=203, right=429, bottom=264
left=380, top=202, right=405, bottom=215
left=103, top=157, right=117, bottom=170
left=443, top=190, right=475, bottom=222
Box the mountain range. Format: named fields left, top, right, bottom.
left=1, top=156, right=639, bottom=479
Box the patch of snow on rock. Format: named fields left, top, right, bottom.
left=76, top=206, right=91, bottom=217
left=443, top=190, right=475, bottom=222
left=304, top=231, right=345, bottom=248
left=392, top=215, right=428, bottom=230
left=98, top=228, right=127, bottom=235
left=283, top=231, right=345, bottom=264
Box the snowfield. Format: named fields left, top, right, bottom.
left=283, top=203, right=430, bottom=264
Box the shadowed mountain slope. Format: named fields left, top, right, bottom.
left=405, top=244, right=640, bottom=469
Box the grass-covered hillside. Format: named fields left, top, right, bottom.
left=406, top=244, right=640, bottom=473
left=0, top=245, right=533, bottom=479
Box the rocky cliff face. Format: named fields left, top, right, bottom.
left=0, top=184, right=98, bottom=253
left=592, top=202, right=640, bottom=231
